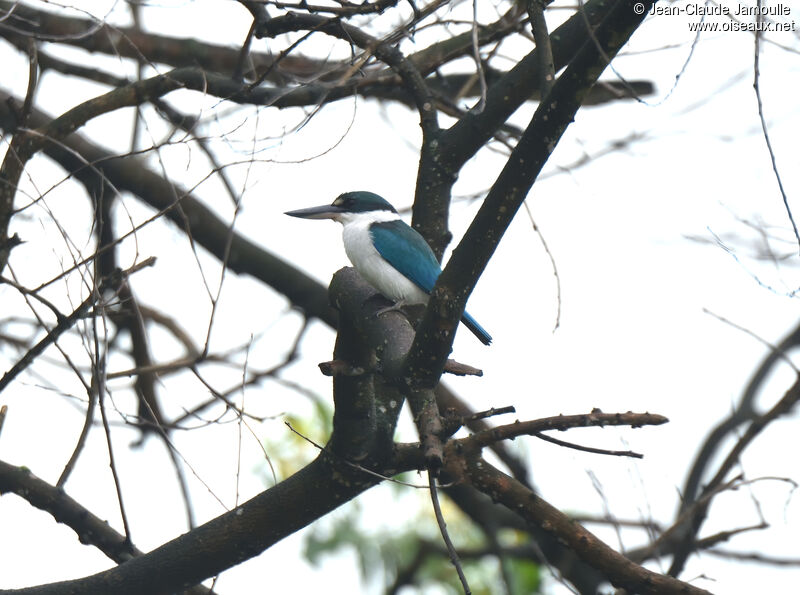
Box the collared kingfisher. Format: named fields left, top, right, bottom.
left=286, top=191, right=492, bottom=345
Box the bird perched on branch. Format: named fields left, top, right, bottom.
left=286, top=191, right=491, bottom=345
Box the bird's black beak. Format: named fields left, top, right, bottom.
left=285, top=204, right=345, bottom=220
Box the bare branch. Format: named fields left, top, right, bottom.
left=429, top=473, right=471, bottom=593
left=460, top=455, right=712, bottom=595
left=464, top=410, right=668, bottom=449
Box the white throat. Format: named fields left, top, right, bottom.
left=337, top=210, right=428, bottom=304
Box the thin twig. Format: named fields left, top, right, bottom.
left=57, top=385, right=97, bottom=487
left=463, top=405, right=516, bottom=423
left=20, top=37, right=39, bottom=129
left=4, top=266, right=93, bottom=399
left=93, top=308, right=133, bottom=545
left=666, top=374, right=800, bottom=576
left=0, top=292, right=96, bottom=393
left=704, top=548, right=800, bottom=566
left=0, top=405, right=7, bottom=439
left=534, top=431, right=643, bottom=458
left=161, top=433, right=198, bottom=529
left=0, top=275, right=66, bottom=321
left=469, top=0, right=487, bottom=112
left=753, top=0, right=799, bottom=254
left=703, top=308, right=799, bottom=374
left=522, top=200, right=561, bottom=331
left=284, top=422, right=431, bottom=488
left=429, top=472, right=471, bottom=594
left=235, top=336, right=253, bottom=506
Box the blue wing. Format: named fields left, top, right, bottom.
left=370, top=220, right=441, bottom=293
left=370, top=220, right=492, bottom=345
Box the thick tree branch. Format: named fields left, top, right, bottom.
left=460, top=454, right=712, bottom=595
left=681, top=320, right=800, bottom=507
left=667, top=374, right=800, bottom=576
left=0, top=460, right=141, bottom=565
left=0, top=259, right=154, bottom=393
left=256, top=12, right=439, bottom=135
left=411, top=0, right=615, bottom=251
left=0, top=90, right=336, bottom=327
left=408, top=0, right=653, bottom=384
left=438, top=0, right=619, bottom=172
left=327, top=267, right=413, bottom=462
left=442, top=482, right=609, bottom=594
left=0, top=0, right=316, bottom=82
left=0, top=453, right=395, bottom=595
left=0, top=268, right=429, bottom=594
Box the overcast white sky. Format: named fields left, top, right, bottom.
left=1, top=0, right=800, bottom=593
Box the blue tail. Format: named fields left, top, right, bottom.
left=461, top=311, right=492, bottom=345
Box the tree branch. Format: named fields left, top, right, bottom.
left=407, top=0, right=653, bottom=385
left=460, top=454, right=712, bottom=595
left=0, top=89, right=337, bottom=326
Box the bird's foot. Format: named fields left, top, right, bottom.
left=375, top=300, right=407, bottom=317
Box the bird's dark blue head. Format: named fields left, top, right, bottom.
left=332, top=191, right=397, bottom=214
left=285, top=191, right=397, bottom=220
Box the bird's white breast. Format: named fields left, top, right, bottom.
left=340, top=212, right=428, bottom=304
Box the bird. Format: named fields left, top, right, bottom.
left=285, top=191, right=492, bottom=345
